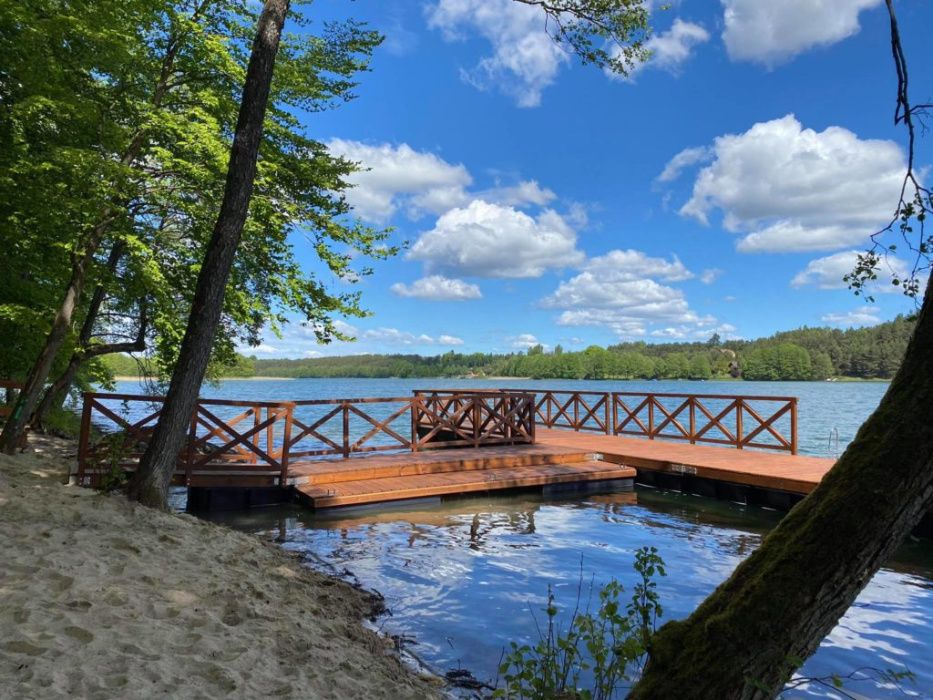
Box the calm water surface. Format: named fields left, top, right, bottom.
left=115, top=378, right=931, bottom=697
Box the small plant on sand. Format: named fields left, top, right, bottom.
left=493, top=546, right=666, bottom=700
left=95, top=432, right=131, bottom=493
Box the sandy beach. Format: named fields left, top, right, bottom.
left=0, top=439, right=440, bottom=699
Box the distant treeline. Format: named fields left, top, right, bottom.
left=239, top=315, right=915, bottom=382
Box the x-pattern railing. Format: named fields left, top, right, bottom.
left=77, top=393, right=294, bottom=486
left=502, top=389, right=798, bottom=454
left=413, top=391, right=536, bottom=448
left=77, top=389, right=538, bottom=485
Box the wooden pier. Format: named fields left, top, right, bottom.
left=75, top=388, right=835, bottom=510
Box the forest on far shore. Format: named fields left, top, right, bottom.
left=105, top=315, right=916, bottom=382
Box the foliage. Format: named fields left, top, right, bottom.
left=0, top=0, right=387, bottom=393
left=494, top=547, right=666, bottom=700
left=229, top=316, right=916, bottom=381
left=512, top=0, right=652, bottom=78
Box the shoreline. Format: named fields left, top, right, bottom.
left=0, top=439, right=441, bottom=699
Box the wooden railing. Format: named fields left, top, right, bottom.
left=505, top=389, right=798, bottom=454
left=413, top=390, right=536, bottom=449
left=76, top=393, right=295, bottom=486
left=77, top=389, right=537, bottom=485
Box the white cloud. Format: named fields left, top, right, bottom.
left=328, top=139, right=471, bottom=222
left=510, top=333, right=544, bottom=350
left=540, top=249, right=726, bottom=339
left=821, top=307, right=882, bottom=327
left=426, top=0, right=570, bottom=107
left=657, top=145, right=712, bottom=183
left=722, top=0, right=883, bottom=66
left=391, top=275, right=482, bottom=301
left=614, top=19, right=709, bottom=80
left=478, top=179, right=556, bottom=207
left=409, top=200, right=584, bottom=278
left=791, top=250, right=910, bottom=292
left=251, top=343, right=279, bottom=354
left=359, top=328, right=465, bottom=347
left=699, top=268, right=723, bottom=284
left=679, top=115, right=906, bottom=252
left=329, top=140, right=561, bottom=225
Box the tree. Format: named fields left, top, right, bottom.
left=630, top=3, right=933, bottom=697
left=127, top=0, right=292, bottom=507
left=0, top=0, right=384, bottom=442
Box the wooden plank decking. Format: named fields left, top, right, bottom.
left=536, top=429, right=835, bottom=495
left=288, top=443, right=635, bottom=508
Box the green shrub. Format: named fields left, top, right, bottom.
left=494, top=547, right=666, bottom=700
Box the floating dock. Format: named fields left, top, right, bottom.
left=74, top=388, right=835, bottom=511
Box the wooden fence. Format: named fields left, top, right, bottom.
left=506, top=389, right=798, bottom=454
left=76, top=389, right=536, bottom=485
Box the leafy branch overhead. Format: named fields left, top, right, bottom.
left=847, top=0, right=932, bottom=302
left=512, top=0, right=652, bottom=77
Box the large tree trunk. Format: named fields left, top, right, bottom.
left=630, top=276, right=933, bottom=699
left=126, top=0, right=290, bottom=509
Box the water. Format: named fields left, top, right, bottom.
left=112, top=377, right=931, bottom=697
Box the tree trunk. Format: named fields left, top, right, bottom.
left=126, top=0, right=290, bottom=509
left=630, top=276, right=933, bottom=699
left=31, top=241, right=129, bottom=428
left=0, top=231, right=105, bottom=453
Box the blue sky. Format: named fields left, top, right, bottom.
left=250, top=0, right=932, bottom=358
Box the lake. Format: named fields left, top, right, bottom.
left=116, top=377, right=932, bottom=697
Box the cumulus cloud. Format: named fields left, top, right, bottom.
left=678, top=115, right=906, bottom=252
left=722, top=0, right=882, bottom=66
left=821, top=307, right=882, bottom=327
left=657, top=145, right=712, bottom=183
left=390, top=275, right=483, bottom=301
left=329, top=140, right=561, bottom=225
left=510, top=333, right=544, bottom=350
left=250, top=343, right=279, bottom=354
left=360, top=328, right=464, bottom=347
left=327, top=139, right=471, bottom=222
left=409, top=200, right=584, bottom=278
left=540, top=249, right=727, bottom=339
left=791, top=250, right=910, bottom=292
left=613, top=19, right=709, bottom=80
left=426, top=0, right=570, bottom=107
left=699, top=268, right=722, bottom=284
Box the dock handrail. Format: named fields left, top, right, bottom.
left=76, top=389, right=537, bottom=485
left=499, top=389, right=798, bottom=454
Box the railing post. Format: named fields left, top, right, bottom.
left=611, top=393, right=618, bottom=435
left=410, top=396, right=420, bottom=452
left=77, top=393, right=92, bottom=485
left=573, top=394, right=579, bottom=431
left=473, top=395, right=480, bottom=447
left=790, top=398, right=798, bottom=455
left=342, top=402, right=350, bottom=458
left=648, top=395, right=655, bottom=440
left=736, top=398, right=744, bottom=450
left=689, top=397, right=696, bottom=444
left=279, top=403, right=293, bottom=486
left=527, top=395, right=536, bottom=443
left=186, top=404, right=198, bottom=485
left=604, top=393, right=611, bottom=435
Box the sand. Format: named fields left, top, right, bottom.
left=0, top=438, right=441, bottom=699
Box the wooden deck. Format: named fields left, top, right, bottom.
left=289, top=444, right=636, bottom=508
left=537, top=429, right=835, bottom=495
